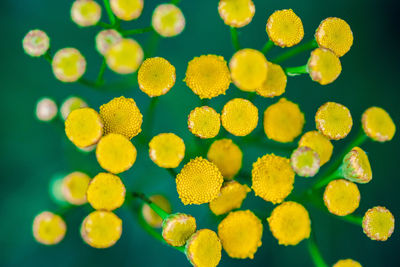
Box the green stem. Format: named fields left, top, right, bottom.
left=96, top=58, right=107, bottom=85
left=78, top=78, right=99, bottom=88
left=230, top=27, right=240, bottom=51
left=285, top=64, right=308, bottom=76
left=272, top=39, right=318, bottom=64
left=308, top=231, right=328, bottom=267
left=170, top=0, right=181, bottom=5
left=103, top=0, right=116, bottom=25
left=43, top=50, right=52, bottom=63
left=313, top=167, right=342, bottom=189
left=336, top=214, right=363, bottom=226
left=97, top=21, right=113, bottom=29
left=261, top=40, right=274, bottom=55
left=131, top=192, right=169, bottom=220
left=120, top=26, right=154, bottom=37
left=166, top=168, right=177, bottom=178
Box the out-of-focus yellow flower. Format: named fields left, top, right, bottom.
left=61, top=171, right=91, bottom=205
left=256, top=62, right=287, bottom=98
left=333, top=259, right=362, bottom=267
left=209, top=181, right=250, bottom=215
left=207, top=139, right=242, bottom=179
left=188, top=106, right=221, bottom=139
left=106, top=38, right=143, bottom=74
left=149, top=133, right=185, bottom=168
left=95, top=29, right=122, bottom=56
left=290, top=146, right=320, bottom=177
left=323, top=179, right=360, bottom=216
left=362, top=206, right=395, bottom=241
left=315, top=102, right=353, bottom=140
left=60, top=96, right=88, bottom=121
left=266, top=9, right=304, bottom=47
left=33, top=211, right=66, bottom=245
left=36, top=97, right=57, bottom=122
left=71, top=0, right=101, bottom=27
left=52, top=48, right=86, bottom=82
left=218, top=0, right=255, bottom=28
left=142, top=195, right=172, bottom=228
left=152, top=4, right=185, bottom=37
left=221, top=98, right=258, bottom=136
left=308, top=48, right=342, bottom=85
left=186, top=229, right=222, bottom=267
left=298, top=130, right=333, bottom=166
left=162, top=213, right=196, bottom=247
left=362, top=107, right=396, bottom=142
left=110, top=0, right=143, bottom=21
left=23, top=29, right=49, bottom=57
left=342, top=147, right=372, bottom=184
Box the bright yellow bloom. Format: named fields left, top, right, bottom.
left=23, top=29, right=49, bottom=57
left=362, top=206, right=395, bottom=241
left=323, top=179, right=360, bottom=216
left=342, top=147, right=372, bottom=184
left=315, top=102, right=353, bottom=140
left=207, top=138, right=242, bottom=179
left=162, top=213, right=197, bottom=247
left=188, top=106, right=221, bottom=139
left=36, top=97, right=57, bottom=122
left=184, top=55, right=231, bottom=99
left=221, top=98, right=258, bottom=136
left=266, top=9, right=304, bottom=47
left=106, top=38, right=144, bottom=74
left=142, top=195, right=172, bottom=228
left=110, top=0, right=143, bottom=21
left=60, top=96, right=88, bottom=121
left=95, top=29, right=122, bottom=56
left=33, top=211, right=66, bottom=245
left=256, top=62, right=287, bottom=98
left=209, top=181, right=250, bottom=215
left=149, top=133, right=185, bottom=168
left=298, top=131, right=333, bottom=166
left=218, top=0, right=255, bottom=28
left=252, top=154, right=295, bottom=204
left=186, top=229, right=222, bottom=267
left=152, top=4, right=185, bottom=37
left=176, top=157, right=223, bottom=205
left=333, top=259, right=362, bottom=267
left=308, top=48, right=342, bottom=85
left=52, top=48, right=86, bottom=82
left=290, top=146, right=320, bottom=177
left=362, top=107, right=396, bottom=142
left=61, top=171, right=91, bottom=205
left=71, top=0, right=101, bottom=27
left=267, top=201, right=311, bottom=246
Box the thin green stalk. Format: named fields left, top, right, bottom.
left=120, top=26, right=154, bottom=37
left=96, top=58, right=107, bottom=85
left=131, top=192, right=169, bottom=220
left=103, top=0, right=116, bottom=25
left=313, top=167, right=342, bottom=189
left=336, top=214, right=363, bottom=226
left=43, top=50, right=52, bottom=63
left=261, top=40, right=274, bottom=55
left=230, top=27, right=240, bottom=51
left=285, top=64, right=308, bottom=76
left=97, top=21, right=113, bottom=29
left=272, top=39, right=318, bottom=64
left=170, top=0, right=181, bottom=5
left=308, top=231, right=329, bottom=267
left=166, top=168, right=177, bottom=178
left=78, top=78, right=100, bottom=88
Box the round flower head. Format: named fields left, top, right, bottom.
left=315, top=102, right=353, bottom=140
left=308, top=48, right=342, bottom=85
left=267, top=201, right=311, bottom=246
left=71, top=0, right=101, bottom=27
left=256, top=62, right=287, bottom=98
left=315, top=17, right=353, bottom=57
left=106, top=38, right=144, bottom=74
left=138, top=57, right=176, bottom=97
left=152, top=4, right=185, bottom=37
left=162, top=213, right=196, bottom=247
left=33, top=211, right=66, bottom=245
left=22, top=29, right=49, bottom=57
left=207, top=138, right=242, bottom=179
left=209, top=181, right=250, bottom=215
left=87, top=172, right=126, bottom=211
left=188, top=106, right=221, bottom=139
left=323, top=179, right=360, bottom=216
left=342, top=147, right=372, bottom=184
left=186, top=229, right=222, bottom=267
left=65, top=107, right=103, bottom=148
left=149, top=133, right=185, bottom=168
left=298, top=131, right=333, bottom=166
left=142, top=195, right=172, bottom=228
left=184, top=55, right=231, bottom=99
left=99, top=96, right=143, bottom=140
left=60, top=96, right=88, bottom=121
left=263, top=98, right=305, bottom=143
left=176, top=157, right=223, bottom=205
left=218, top=0, right=255, bottom=28
left=290, top=146, right=320, bottom=177
left=61, top=171, right=91, bottom=205
left=221, top=98, right=258, bottom=136
left=333, top=259, right=362, bottom=267
left=266, top=9, right=304, bottom=47
left=36, top=97, right=57, bottom=122
left=95, top=29, right=122, bottom=56
left=229, top=48, right=268, bottom=92
left=362, top=206, right=394, bottom=241
left=52, top=48, right=86, bottom=82
left=252, top=154, right=295, bottom=204
left=81, top=211, right=122, bottom=248
left=110, top=0, right=143, bottom=21
left=362, top=107, right=396, bottom=142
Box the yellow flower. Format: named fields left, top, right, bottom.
left=99, top=96, right=143, bottom=140
left=207, top=138, right=242, bottom=179
left=184, top=55, right=231, bottom=99
left=138, top=57, right=176, bottom=97
left=95, top=29, right=122, bottom=56
left=176, top=157, right=223, bottom=205
left=256, top=62, right=287, bottom=98
left=65, top=107, right=103, bottom=148
left=362, top=206, right=395, bottom=241
left=86, top=172, right=126, bottom=211
left=251, top=154, right=295, bottom=204
left=308, top=48, right=342, bottom=85
left=110, top=0, right=143, bottom=21
left=333, top=259, right=362, bottom=267
left=186, top=229, right=222, bottom=267
left=52, top=48, right=86, bottom=82
left=32, top=211, right=66, bottom=245
left=149, top=133, right=185, bottom=168
left=106, top=38, right=144, bottom=74
left=221, top=98, right=258, bottom=136
left=142, top=195, right=172, bottom=228
left=23, top=29, right=49, bottom=57
left=209, top=181, right=250, bottom=215
left=315, top=17, right=353, bottom=57
left=162, top=213, right=197, bottom=247
left=229, top=48, right=268, bottom=92
left=298, top=130, right=333, bottom=166
left=263, top=98, right=305, bottom=143
left=315, top=102, right=353, bottom=140
left=218, top=0, right=255, bottom=28
left=323, top=179, right=360, bottom=216
left=152, top=4, right=185, bottom=37
left=188, top=106, right=221, bottom=139
left=267, top=201, right=311, bottom=246
left=36, top=97, right=57, bottom=122
left=290, top=146, right=320, bottom=177
left=81, top=211, right=122, bottom=248
left=71, top=0, right=101, bottom=27
left=60, top=96, right=88, bottom=121
left=266, top=9, right=304, bottom=47
left=342, top=147, right=372, bottom=184
left=61, top=171, right=91, bottom=205
left=362, top=107, right=396, bottom=142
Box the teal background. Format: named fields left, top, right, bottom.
left=1, top=0, right=399, bottom=266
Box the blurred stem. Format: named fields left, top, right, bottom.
left=97, top=21, right=113, bottom=29
left=103, top=0, right=116, bottom=26
left=78, top=78, right=100, bottom=88
left=308, top=231, right=328, bottom=267
left=131, top=192, right=169, bottom=220
left=96, top=58, right=107, bottom=85
left=43, top=50, right=52, bottom=63
left=120, top=26, right=154, bottom=37
left=285, top=64, right=308, bottom=76
left=272, top=39, right=318, bottom=64
left=261, top=40, right=274, bottom=55
left=166, top=168, right=177, bottom=178
left=170, top=0, right=181, bottom=5
left=313, top=167, right=342, bottom=189
left=200, top=98, right=209, bottom=106
left=230, top=27, right=240, bottom=51
left=336, top=214, right=363, bottom=226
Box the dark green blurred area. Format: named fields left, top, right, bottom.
left=1, top=0, right=399, bottom=266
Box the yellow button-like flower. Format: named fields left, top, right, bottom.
left=176, top=157, right=223, bottom=205
left=315, top=102, right=353, bottom=140
left=149, top=133, right=185, bottom=168
left=99, top=96, right=143, bottom=140
left=36, top=97, right=57, bottom=122
left=218, top=210, right=262, bottom=259
left=52, top=48, right=86, bottom=82
left=23, top=29, right=49, bottom=57
left=60, top=96, right=88, bottom=121
left=209, top=181, right=250, bottom=215
left=323, top=179, right=360, bottom=216
left=142, top=195, right=172, bottom=228
left=186, top=229, right=222, bottom=267
left=362, top=107, right=396, bottom=142
left=308, top=48, right=342, bottom=85
left=71, top=0, right=102, bottom=27
left=267, top=201, right=311, bottom=246
left=290, top=146, right=320, bottom=177
left=95, top=29, right=122, bottom=56
left=207, top=138, right=242, bottom=179
left=152, top=4, right=185, bottom=37
left=362, top=206, right=394, bottom=241
left=138, top=57, right=176, bottom=97
left=188, top=106, right=221, bottom=139
left=106, top=38, right=144, bottom=74
left=298, top=131, right=333, bottom=166
left=81, top=211, right=122, bottom=248
left=218, top=0, right=255, bottom=28
left=252, top=154, right=295, bottom=204
left=110, top=0, right=143, bottom=21
left=263, top=98, right=305, bottom=143
left=65, top=107, right=104, bottom=148
left=229, top=48, right=268, bottom=92
left=256, top=62, right=287, bottom=98
left=315, top=17, right=353, bottom=57
left=33, top=211, right=66, bottom=245
left=184, top=55, right=231, bottom=99
left=87, top=172, right=126, bottom=211
left=266, top=9, right=304, bottom=47
left=162, top=213, right=196, bottom=247
left=342, top=147, right=372, bottom=184
left=61, top=171, right=91, bottom=205
left=333, top=259, right=362, bottom=267
left=221, top=98, right=258, bottom=136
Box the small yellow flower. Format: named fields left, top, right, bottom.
left=342, top=147, right=372, bottom=184
left=186, top=229, right=222, bottom=267
left=207, top=138, right=242, bottom=179
left=36, top=97, right=57, bottom=122
left=52, top=48, right=86, bottom=82
left=60, top=96, right=88, bottom=121
left=61, top=171, right=91, bottom=205
left=23, top=29, right=49, bottom=57
left=106, top=38, right=144, bottom=74
left=290, top=146, right=320, bottom=177
left=256, top=62, right=287, bottom=98
left=251, top=154, right=295, bottom=204
left=229, top=48, right=268, bottom=92
left=308, top=48, right=342, bottom=85
left=162, top=213, right=197, bottom=247
left=323, top=179, right=360, bottom=216
left=95, top=29, right=122, bottom=56
left=184, top=55, right=231, bottom=99
left=86, top=172, right=126, bottom=211
left=209, top=181, right=250, bottom=215
left=176, top=157, right=223, bottom=205
left=298, top=130, right=333, bottom=166
left=149, top=133, right=185, bottom=168
left=71, top=0, right=102, bottom=27
left=142, top=195, right=172, bottom=228
left=267, top=201, right=311, bottom=246
left=362, top=206, right=395, bottom=241
left=110, top=0, right=143, bottom=21
left=266, top=9, right=304, bottom=47
left=152, top=4, right=185, bottom=37
left=362, top=107, right=396, bottom=142
left=188, top=106, right=221, bottom=139
left=221, top=98, right=258, bottom=136
left=218, top=0, right=255, bottom=28
left=315, top=102, right=353, bottom=140
left=333, top=259, right=362, bottom=267
left=33, top=211, right=66, bottom=245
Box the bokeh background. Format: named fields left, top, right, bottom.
left=1, top=0, right=399, bottom=266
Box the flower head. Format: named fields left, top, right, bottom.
left=23, top=29, right=49, bottom=57
left=342, top=147, right=372, bottom=184
left=362, top=107, right=396, bottom=142
left=33, top=211, right=66, bottom=245
left=186, top=229, right=222, bottom=267
left=323, top=179, right=360, bottom=216
left=110, top=0, right=143, bottom=21
left=61, top=171, right=91, bottom=205
left=298, top=131, right=333, bottom=166
left=71, top=0, right=101, bottom=27
left=218, top=0, right=255, bottom=28
left=207, top=139, right=242, bottom=179
left=162, top=213, right=196, bottom=247
left=152, top=4, right=185, bottom=37
left=333, top=259, right=362, bottom=267
left=95, top=29, right=122, bottom=56
left=308, top=48, right=342, bottom=85
left=315, top=102, right=353, bottom=140
left=106, top=38, right=144, bottom=74
left=142, top=195, right=172, bottom=228
left=209, top=181, right=250, bottom=215
left=60, top=96, right=88, bottom=121
left=221, top=98, right=258, bottom=136
left=290, top=146, right=320, bottom=177
left=36, top=97, right=57, bottom=122
left=188, top=106, right=221, bottom=139
left=149, top=133, right=185, bottom=168
left=362, top=206, right=395, bottom=241
left=52, top=48, right=86, bottom=82
left=266, top=9, right=304, bottom=47
left=256, top=62, right=287, bottom=98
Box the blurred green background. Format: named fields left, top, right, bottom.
left=1, top=0, right=399, bottom=266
